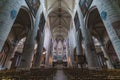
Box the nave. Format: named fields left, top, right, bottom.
left=1, top=0, right=120, bottom=80
left=1, top=65, right=120, bottom=80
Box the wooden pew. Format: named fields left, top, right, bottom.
left=63, top=68, right=120, bottom=80
left=0, top=68, right=57, bottom=80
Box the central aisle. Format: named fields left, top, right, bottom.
left=54, top=65, right=68, bottom=80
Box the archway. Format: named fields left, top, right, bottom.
left=85, top=6, right=118, bottom=68
left=48, top=8, right=71, bottom=67
left=0, top=7, right=33, bottom=69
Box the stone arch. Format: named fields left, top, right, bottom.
left=11, top=6, right=34, bottom=54
left=9, top=6, right=34, bottom=68
left=20, top=6, right=34, bottom=30
left=85, top=6, right=106, bottom=41
left=85, top=6, right=98, bottom=29
left=0, top=6, right=34, bottom=69
left=85, top=6, right=118, bottom=68
left=47, top=7, right=72, bottom=17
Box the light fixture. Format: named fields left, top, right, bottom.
left=43, top=51, right=46, bottom=54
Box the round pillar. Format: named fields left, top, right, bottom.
left=76, top=29, right=83, bottom=55
left=18, top=32, right=36, bottom=69
left=77, top=7, right=100, bottom=69
left=45, top=40, right=51, bottom=67
left=19, top=5, right=43, bottom=69
left=32, top=31, right=44, bottom=68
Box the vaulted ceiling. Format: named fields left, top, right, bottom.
left=44, top=0, right=75, bottom=15
left=49, top=8, right=71, bottom=40
left=43, top=0, right=76, bottom=40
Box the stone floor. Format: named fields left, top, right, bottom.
left=53, top=65, right=67, bottom=80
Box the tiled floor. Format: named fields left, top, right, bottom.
left=54, top=69, right=67, bottom=80
left=54, top=65, right=67, bottom=80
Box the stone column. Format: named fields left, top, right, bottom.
left=45, top=39, right=52, bottom=67
left=68, top=39, right=74, bottom=67
left=76, top=29, right=83, bottom=56
left=99, top=41, right=114, bottom=69
left=0, top=0, right=24, bottom=51
left=19, top=32, right=36, bottom=69
left=32, top=31, right=44, bottom=68
left=77, top=7, right=100, bottom=69
left=45, top=51, right=49, bottom=67
left=65, top=39, right=69, bottom=67
left=19, top=5, right=43, bottom=69
left=95, top=0, right=120, bottom=60
left=76, top=29, right=84, bottom=67
left=88, top=28, right=101, bottom=68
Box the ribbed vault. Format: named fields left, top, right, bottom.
left=44, top=0, right=75, bottom=15
left=49, top=8, right=71, bottom=40
left=44, top=0, right=76, bottom=40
